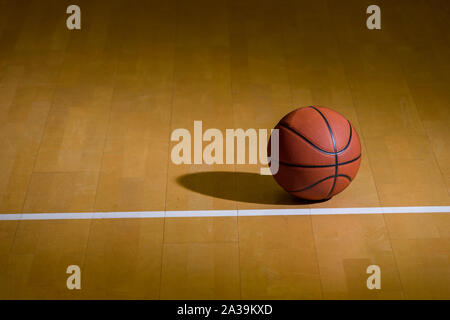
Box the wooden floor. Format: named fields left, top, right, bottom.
left=0, top=0, right=449, bottom=299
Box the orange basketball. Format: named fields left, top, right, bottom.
left=268, top=106, right=361, bottom=201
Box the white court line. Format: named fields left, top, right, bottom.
left=309, top=207, right=382, bottom=215
left=239, top=209, right=310, bottom=216
left=165, top=210, right=237, bottom=218
left=380, top=206, right=450, bottom=213
left=20, top=212, right=93, bottom=220
left=0, top=206, right=449, bottom=221
left=92, top=211, right=165, bottom=219
left=0, top=214, right=22, bottom=221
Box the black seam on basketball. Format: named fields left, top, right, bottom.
left=279, top=154, right=361, bottom=168
left=308, top=106, right=338, bottom=198
left=278, top=123, right=336, bottom=155
left=339, top=174, right=352, bottom=182
left=278, top=122, right=352, bottom=156
left=339, top=120, right=352, bottom=153
left=288, top=175, right=334, bottom=192
left=288, top=174, right=352, bottom=193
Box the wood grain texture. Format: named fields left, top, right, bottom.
left=0, top=0, right=448, bottom=299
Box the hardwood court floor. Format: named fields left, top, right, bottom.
left=0, top=0, right=449, bottom=299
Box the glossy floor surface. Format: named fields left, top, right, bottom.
left=0, top=0, right=449, bottom=299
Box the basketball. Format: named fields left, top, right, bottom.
left=269, top=106, right=361, bottom=201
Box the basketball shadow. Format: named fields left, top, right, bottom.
left=176, top=171, right=318, bottom=205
